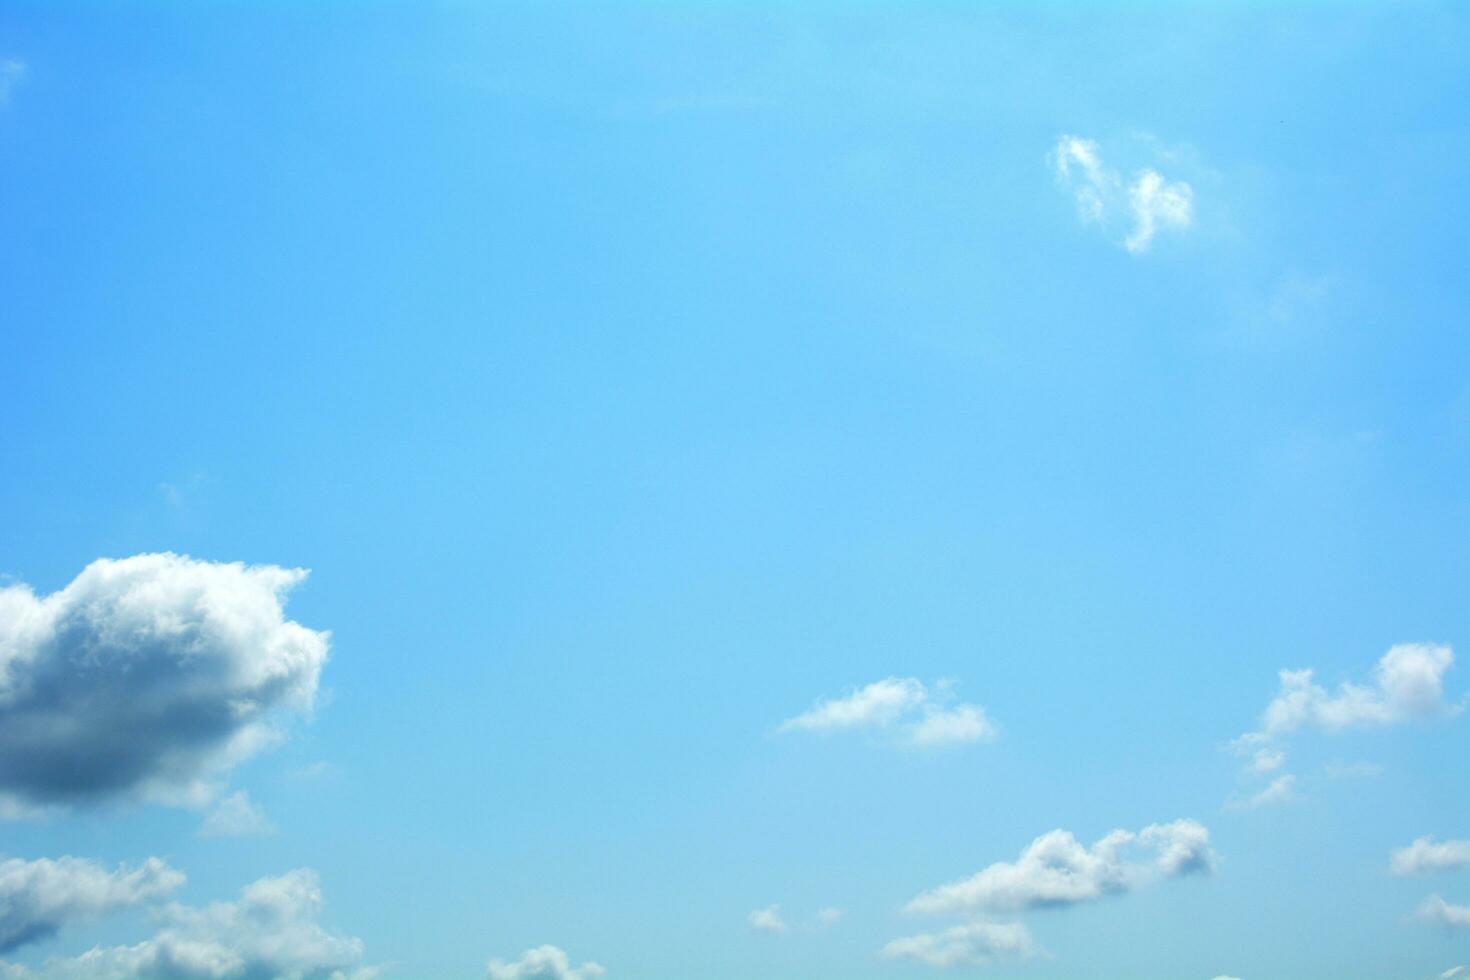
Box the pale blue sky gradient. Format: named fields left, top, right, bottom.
left=2, top=4, right=1469, bottom=978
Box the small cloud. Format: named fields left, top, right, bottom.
left=881, top=920, right=1041, bottom=968
left=748, top=905, right=787, bottom=934
left=814, top=907, right=843, bottom=929
left=779, top=678, right=996, bottom=748
left=487, top=945, right=604, bottom=980
left=0, top=60, right=24, bottom=105
left=1052, top=134, right=1194, bottom=254
left=1248, top=748, right=1286, bottom=774
left=1229, top=774, right=1297, bottom=811
left=1392, top=837, right=1470, bottom=876
left=1417, top=894, right=1470, bottom=930
left=1441, top=967, right=1467, bottom=979
left=199, top=791, right=276, bottom=839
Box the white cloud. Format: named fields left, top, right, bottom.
left=1230, top=645, right=1459, bottom=806
left=0, top=554, right=330, bottom=810
left=1053, top=136, right=1111, bottom=224
left=198, top=791, right=275, bottom=839
left=1229, top=774, right=1297, bottom=811
left=881, top=920, right=1039, bottom=968
left=1441, top=967, right=1467, bottom=979
left=1392, top=837, right=1470, bottom=876
left=1418, top=895, right=1470, bottom=930
left=1123, top=169, right=1194, bottom=253
left=905, top=819, right=1213, bottom=916
left=907, top=704, right=997, bottom=747
left=1253, top=644, right=1458, bottom=736
left=1248, top=748, right=1285, bottom=774
left=0, top=856, right=182, bottom=953
left=780, top=678, right=927, bottom=733
left=1052, top=134, right=1194, bottom=254
left=747, top=905, right=787, bottom=934
left=0, top=61, right=23, bottom=105
left=7, top=869, right=373, bottom=979
left=814, top=907, right=843, bottom=928
left=487, top=946, right=604, bottom=980
left=779, top=678, right=996, bottom=747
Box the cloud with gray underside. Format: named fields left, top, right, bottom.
left=0, top=553, right=330, bottom=810
left=0, top=855, right=182, bottom=953
left=0, top=869, right=375, bottom=980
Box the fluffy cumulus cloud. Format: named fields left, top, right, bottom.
left=198, top=792, right=275, bottom=839
left=0, top=554, right=330, bottom=810
left=2, top=869, right=372, bottom=980
left=905, top=819, right=1213, bottom=916
left=1392, top=837, right=1470, bottom=876
left=486, top=946, right=604, bottom=980
left=747, top=905, right=787, bottom=934
left=1052, top=135, right=1193, bottom=254
left=880, top=920, right=1039, bottom=968
left=1442, top=967, right=1468, bottom=978
left=779, top=678, right=996, bottom=748
left=0, top=856, right=182, bottom=953
left=1254, top=644, right=1458, bottom=736
left=1418, top=895, right=1470, bottom=930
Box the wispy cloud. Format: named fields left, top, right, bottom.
left=747, top=905, right=787, bottom=934
left=0, top=61, right=24, bottom=105
left=1052, top=134, right=1194, bottom=254
left=198, top=791, right=276, bottom=839
left=1228, top=774, right=1296, bottom=811
left=1418, top=895, right=1470, bottom=930
left=779, top=678, right=997, bottom=747
left=881, top=920, right=1040, bottom=968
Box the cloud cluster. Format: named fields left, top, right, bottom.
left=1392, top=837, right=1470, bottom=876
left=779, top=678, right=996, bottom=748
left=1052, top=135, right=1194, bottom=254
left=0, top=856, right=182, bottom=953
left=2, top=870, right=372, bottom=980
left=0, top=554, right=330, bottom=810
left=486, top=946, right=605, bottom=980
left=905, top=819, right=1213, bottom=916
left=1230, top=644, right=1459, bottom=808
left=880, top=921, right=1039, bottom=968
left=1256, top=644, right=1457, bottom=736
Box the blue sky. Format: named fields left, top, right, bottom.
left=1, top=3, right=1469, bottom=979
